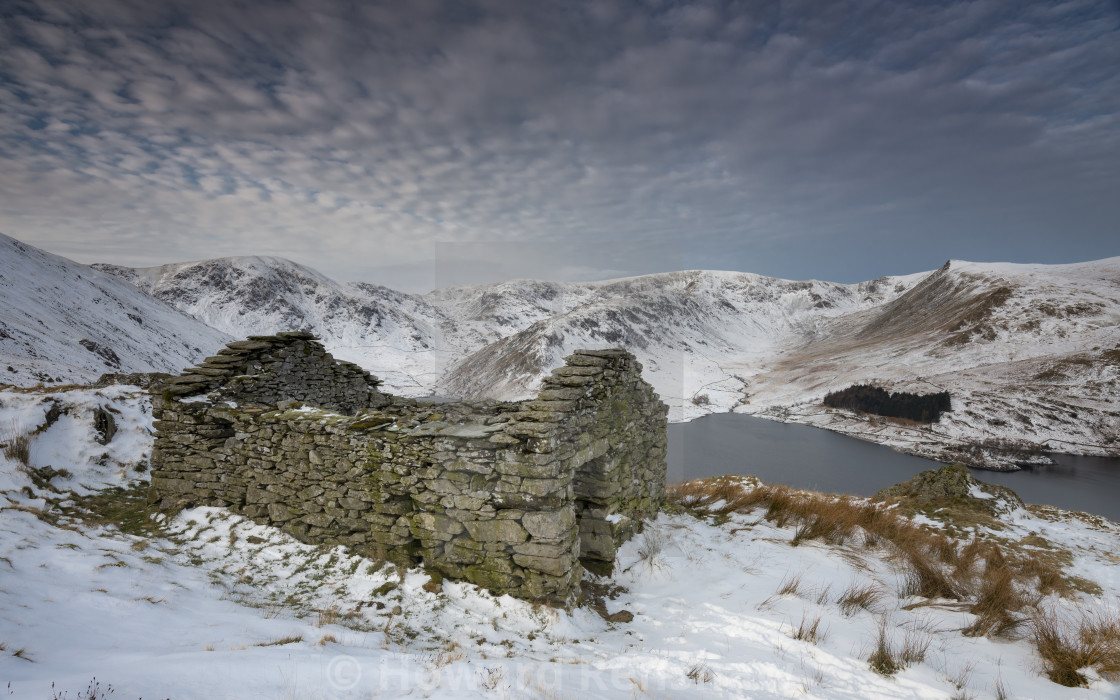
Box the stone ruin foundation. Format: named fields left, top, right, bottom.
left=149, top=332, right=668, bottom=604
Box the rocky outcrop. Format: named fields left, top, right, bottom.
left=874, top=463, right=1024, bottom=512
left=149, top=335, right=668, bottom=605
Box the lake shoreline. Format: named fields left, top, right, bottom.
left=670, top=411, right=1120, bottom=521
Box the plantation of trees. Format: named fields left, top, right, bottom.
left=822, top=384, right=951, bottom=423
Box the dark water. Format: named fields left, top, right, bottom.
left=668, top=412, right=1120, bottom=521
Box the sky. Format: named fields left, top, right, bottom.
left=0, top=0, right=1118, bottom=293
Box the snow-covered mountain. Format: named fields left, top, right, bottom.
left=0, top=234, right=231, bottom=385
left=92, top=256, right=455, bottom=393
left=742, top=259, right=1120, bottom=466
left=437, top=270, right=925, bottom=407
left=7, top=235, right=1113, bottom=467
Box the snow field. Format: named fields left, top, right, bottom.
left=2, top=388, right=1120, bottom=698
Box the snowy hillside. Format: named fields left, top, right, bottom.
left=0, top=234, right=231, bottom=386
left=90, top=247, right=1120, bottom=467
left=95, top=255, right=924, bottom=406
left=5, top=386, right=1120, bottom=698
left=743, top=259, right=1120, bottom=467
left=436, top=270, right=924, bottom=412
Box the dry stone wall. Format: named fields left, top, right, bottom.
left=150, top=335, right=667, bottom=604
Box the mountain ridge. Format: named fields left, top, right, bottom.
left=0, top=233, right=1112, bottom=467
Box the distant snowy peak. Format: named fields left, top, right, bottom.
left=847, top=258, right=1120, bottom=352
left=0, top=234, right=231, bottom=386
left=94, top=255, right=929, bottom=399
left=93, top=255, right=460, bottom=395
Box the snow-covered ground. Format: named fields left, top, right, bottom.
left=5, top=387, right=1120, bottom=699
left=0, top=234, right=231, bottom=386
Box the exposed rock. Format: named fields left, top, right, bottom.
left=607, top=609, right=634, bottom=623
left=92, top=406, right=117, bottom=445
left=874, top=463, right=1024, bottom=510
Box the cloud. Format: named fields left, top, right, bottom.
left=0, top=0, right=1117, bottom=291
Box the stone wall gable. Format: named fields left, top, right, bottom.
left=150, top=335, right=668, bottom=605
left=161, top=331, right=384, bottom=414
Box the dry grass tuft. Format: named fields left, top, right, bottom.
left=788, top=613, right=825, bottom=644
left=899, top=626, right=931, bottom=665
left=2, top=420, right=32, bottom=468
left=900, top=549, right=964, bottom=601
left=837, top=582, right=885, bottom=617
left=964, top=551, right=1031, bottom=638
left=1029, top=604, right=1120, bottom=687
left=316, top=604, right=341, bottom=628
left=867, top=617, right=902, bottom=676
left=255, top=634, right=303, bottom=647
left=424, top=640, right=466, bottom=669
left=776, top=571, right=803, bottom=597
left=686, top=662, right=715, bottom=684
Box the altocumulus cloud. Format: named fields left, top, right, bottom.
left=1, top=0, right=1117, bottom=291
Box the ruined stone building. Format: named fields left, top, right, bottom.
left=149, top=333, right=668, bottom=604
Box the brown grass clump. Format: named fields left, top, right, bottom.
left=900, top=549, right=965, bottom=601
left=867, top=618, right=902, bottom=676
left=2, top=421, right=32, bottom=467
left=1029, top=605, right=1120, bottom=687
left=667, top=475, right=1098, bottom=645
left=255, top=634, right=303, bottom=647
left=789, top=613, right=825, bottom=644
left=964, top=548, right=1032, bottom=638
left=776, top=571, right=803, bottom=597
left=837, top=582, right=885, bottom=617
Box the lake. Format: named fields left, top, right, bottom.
left=668, top=412, right=1120, bottom=522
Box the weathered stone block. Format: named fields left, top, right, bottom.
left=411, top=512, right=464, bottom=539
left=513, top=553, right=574, bottom=577
left=522, top=509, right=576, bottom=540
left=267, top=503, right=299, bottom=522
left=463, top=519, right=528, bottom=543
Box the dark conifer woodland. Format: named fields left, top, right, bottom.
left=823, top=385, right=952, bottom=423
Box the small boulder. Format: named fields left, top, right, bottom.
left=607, top=609, right=634, bottom=623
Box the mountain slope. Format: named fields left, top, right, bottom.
left=437, top=270, right=923, bottom=409
left=741, top=259, right=1120, bottom=466
left=0, top=234, right=231, bottom=386
left=93, top=257, right=477, bottom=393
left=90, top=247, right=1120, bottom=466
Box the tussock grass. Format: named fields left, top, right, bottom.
left=788, top=612, right=825, bottom=644
left=837, top=582, right=885, bottom=617
left=2, top=420, right=32, bottom=467
left=900, top=549, right=964, bottom=601
left=899, top=625, right=931, bottom=665
left=255, top=634, right=303, bottom=647
left=867, top=618, right=902, bottom=676
left=866, top=616, right=929, bottom=675
left=423, top=640, right=466, bottom=669
left=964, top=548, right=1033, bottom=638
left=776, top=571, right=803, bottom=597
left=1029, top=604, right=1120, bottom=687
left=668, top=476, right=1094, bottom=646
left=316, top=604, right=341, bottom=628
